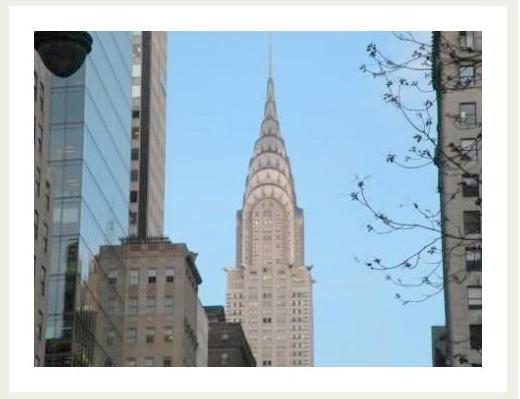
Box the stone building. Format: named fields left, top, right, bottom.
left=433, top=31, right=482, bottom=366
left=205, top=306, right=256, bottom=367
left=97, top=238, right=204, bottom=366
left=196, top=299, right=209, bottom=366
left=34, top=49, right=53, bottom=366
left=129, top=32, right=167, bottom=239
left=225, top=59, right=314, bottom=367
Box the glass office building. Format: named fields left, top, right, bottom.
left=45, top=32, right=132, bottom=366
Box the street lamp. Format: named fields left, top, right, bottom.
left=34, top=32, right=93, bottom=78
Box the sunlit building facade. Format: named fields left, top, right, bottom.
left=434, top=31, right=482, bottom=367
left=225, top=71, right=314, bottom=367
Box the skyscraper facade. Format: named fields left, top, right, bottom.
left=34, top=49, right=53, bottom=366
left=129, top=31, right=167, bottom=239
left=434, top=31, right=482, bottom=367
left=225, top=69, right=314, bottom=367
left=45, top=31, right=133, bottom=366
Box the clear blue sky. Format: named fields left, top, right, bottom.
left=164, top=32, right=445, bottom=366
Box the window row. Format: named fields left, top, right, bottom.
left=124, top=326, right=174, bottom=344
left=125, top=356, right=172, bottom=367
left=108, top=268, right=175, bottom=286
left=126, top=296, right=175, bottom=315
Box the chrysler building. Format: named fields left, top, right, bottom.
left=225, top=51, right=314, bottom=367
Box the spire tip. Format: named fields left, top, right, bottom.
left=268, top=33, right=273, bottom=79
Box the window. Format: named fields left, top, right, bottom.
left=165, top=296, right=174, bottom=313
left=130, top=190, right=138, bottom=203
left=126, top=358, right=137, bottom=367
left=42, top=223, right=49, bottom=253
left=145, top=327, right=155, bottom=343
left=465, top=246, right=482, bottom=271
left=34, top=72, right=38, bottom=101
left=37, top=311, right=43, bottom=340
left=39, top=82, right=44, bottom=113
left=40, top=265, right=46, bottom=295
left=163, top=357, right=172, bottom=367
left=164, top=327, right=174, bottom=342
left=467, top=286, right=482, bottom=309
left=129, top=211, right=137, bottom=225
left=459, top=103, right=477, bottom=127
left=462, top=174, right=479, bottom=197
left=262, top=360, right=272, bottom=366
left=464, top=211, right=481, bottom=235
left=131, top=169, right=139, bottom=181
left=144, top=357, right=154, bottom=367
left=129, top=269, right=139, bottom=285
left=459, top=65, right=476, bottom=87
left=128, top=298, right=138, bottom=314
left=36, top=124, right=43, bottom=153
left=108, top=270, right=117, bottom=285
left=131, top=148, right=139, bottom=160
left=131, top=127, right=140, bottom=139
left=34, top=211, right=39, bottom=239
left=458, top=31, right=475, bottom=49
left=126, top=327, right=137, bottom=344
left=35, top=167, right=41, bottom=196
left=146, top=297, right=156, bottom=314
left=132, top=109, right=140, bottom=119
left=148, top=269, right=157, bottom=284
left=166, top=268, right=174, bottom=283
left=45, top=181, right=51, bottom=210
left=469, top=324, right=482, bottom=350
left=460, top=138, right=478, bottom=162
left=106, top=329, right=115, bottom=345
left=262, top=317, right=272, bottom=324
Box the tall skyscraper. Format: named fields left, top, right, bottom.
left=34, top=49, right=53, bottom=366
left=44, top=32, right=133, bottom=366
left=129, top=32, right=167, bottom=239
left=225, top=55, right=314, bottom=367
left=434, top=31, right=482, bottom=366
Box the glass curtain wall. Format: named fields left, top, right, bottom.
left=45, top=32, right=132, bottom=366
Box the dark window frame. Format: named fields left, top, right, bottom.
left=469, top=324, right=482, bottom=350
left=462, top=174, right=480, bottom=197
left=464, top=211, right=481, bottom=235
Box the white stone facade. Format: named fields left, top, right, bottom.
left=226, top=75, right=314, bottom=367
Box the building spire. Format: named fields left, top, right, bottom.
left=268, top=33, right=273, bottom=79
left=263, top=33, right=277, bottom=122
